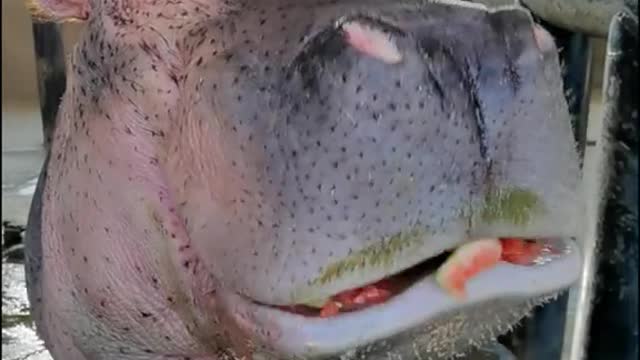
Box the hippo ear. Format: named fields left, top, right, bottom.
left=340, top=20, right=404, bottom=64
left=25, top=0, right=91, bottom=22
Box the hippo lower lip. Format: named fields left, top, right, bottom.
left=223, top=237, right=581, bottom=358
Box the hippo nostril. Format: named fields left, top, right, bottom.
left=341, top=20, right=403, bottom=64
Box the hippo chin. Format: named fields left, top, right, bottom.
left=24, top=0, right=584, bottom=359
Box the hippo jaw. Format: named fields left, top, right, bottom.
left=218, top=237, right=581, bottom=359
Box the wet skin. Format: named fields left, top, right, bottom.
left=24, top=0, right=583, bottom=359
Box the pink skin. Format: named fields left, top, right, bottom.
left=30, top=1, right=255, bottom=358
left=342, top=21, right=403, bottom=64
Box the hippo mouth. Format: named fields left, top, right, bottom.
left=272, top=249, right=451, bottom=317
left=265, top=237, right=574, bottom=317
left=224, top=236, right=580, bottom=358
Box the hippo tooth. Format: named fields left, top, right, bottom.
left=342, top=21, right=403, bottom=64
left=435, top=238, right=502, bottom=299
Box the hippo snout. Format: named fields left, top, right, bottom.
left=175, top=4, right=581, bottom=307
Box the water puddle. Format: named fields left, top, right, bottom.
left=2, top=261, right=52, bottom=360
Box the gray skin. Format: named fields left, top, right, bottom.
left=24, top=0, right=583, bottom=359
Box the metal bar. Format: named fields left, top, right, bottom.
left=562, top=10, right=639, bottom=360
left=469, top=0, right=634, bottom=37
left=584, top=10, right=638, bottom=360
left=519, top=0, right=631, bottom=37
left=31, top=22, right=67, bottom=151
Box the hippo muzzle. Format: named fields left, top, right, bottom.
left=169, top=2, right=583, bottom=358
left=24, top=0, right=583, bottom=359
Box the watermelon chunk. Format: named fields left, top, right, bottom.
left=435, top=238, right=502, bottom=299
left=500, top=238, right=545, bottom=265
left=319, top=279, right=394, bottom=318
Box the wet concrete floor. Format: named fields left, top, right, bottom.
left=2, top=106, right=51, bottom=360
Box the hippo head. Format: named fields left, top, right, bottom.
left=27, top=0, right=583, bottom=359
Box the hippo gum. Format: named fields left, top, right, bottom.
left=23, top=0, right=584, bottom=359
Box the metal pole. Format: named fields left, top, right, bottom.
left=31, top=22, right=66, bottom=151
left=562, top=10, right=639, bottom=360
left=583, top=11, right=638, bottom=360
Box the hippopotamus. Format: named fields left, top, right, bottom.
left=23, top=0, right=584, bottom=359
